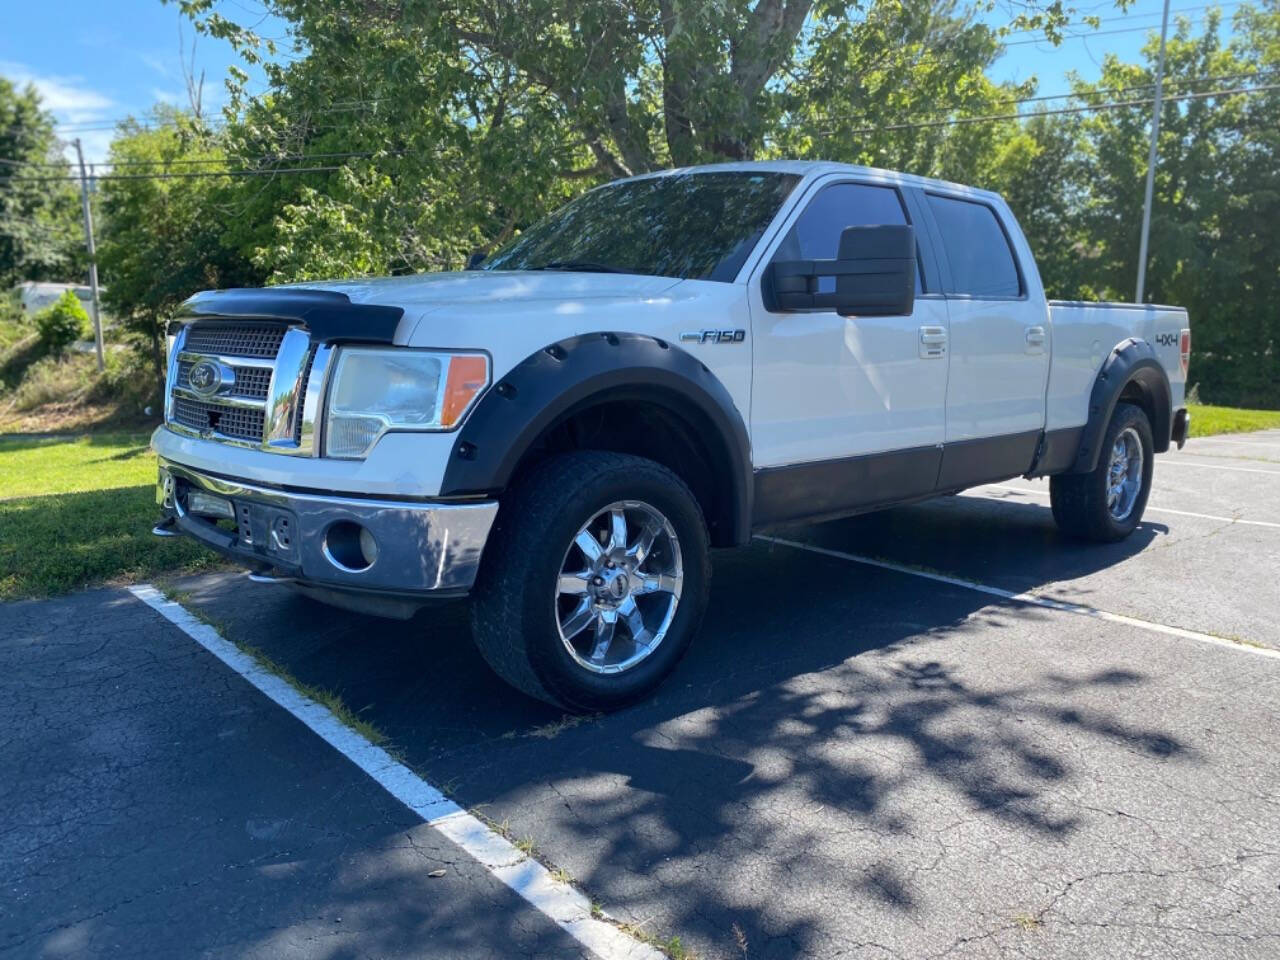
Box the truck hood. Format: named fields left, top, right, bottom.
left=291, top=270, right=683, bottom=311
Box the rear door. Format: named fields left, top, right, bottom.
left=920, top=192, right=1050, bottom=486
left=747, top=175, right=951, bottom=523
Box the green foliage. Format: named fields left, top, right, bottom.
left=33, top=289, right=88, bottom=353
left=144, top=1, right=1274, bottom=408
left=96, top=106, right=261, bottom=386
left=991, top=5, right=1280, bottom=407
left=0, top=76, right=83, bottom=288
left=1187, top=403, right=1280, bottom=437
left=7, top=352, right=95, bottom=411
left=171, top=0, right=1083, bottom=282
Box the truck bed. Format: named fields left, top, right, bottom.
left=1044, top=300, right=1190, bottom=435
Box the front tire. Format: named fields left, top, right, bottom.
left=1050, top=402, right=1154, bottom=542
left=470, top=451, right=710, bottom=712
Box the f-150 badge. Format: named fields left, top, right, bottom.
left=680, top=329, right=746, bottom=344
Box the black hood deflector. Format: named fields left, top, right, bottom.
left=173, top=288, right=404, bottom=344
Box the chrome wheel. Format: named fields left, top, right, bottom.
left=555, top=500, right=683, bottom=675
left=1107, top=426, right=1144, bottom=521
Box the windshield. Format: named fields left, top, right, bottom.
left=481, top=172, right=800, bottom=282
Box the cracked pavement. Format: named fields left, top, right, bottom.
left=4, top=436, right=1279, bottom=958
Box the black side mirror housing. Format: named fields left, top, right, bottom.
left=764, top=224, right=917, bottom=317
left=466, top=251, right=487, bottom=270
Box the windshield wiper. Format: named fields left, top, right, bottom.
left=527, top=260, right=631, bottom=274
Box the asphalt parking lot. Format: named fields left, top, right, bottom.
left=5, top=431, right=1279, bottom=959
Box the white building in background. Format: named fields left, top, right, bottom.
left=13, top=282, right=103, bottom=315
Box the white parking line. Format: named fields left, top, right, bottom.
left=756, top=537, right=1280, bottom=661
left=128, top=584, right=662, bottom=960
left=1157, top=459, right=1280, bottom=476
left=1189, top=435, right=1280, bottom=448
left=982, top=484, right=1280, bottom=530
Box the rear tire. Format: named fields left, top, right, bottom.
left=470, top=451, right=710, bottom=712
left=1050, top=402, right=1154, bottom=542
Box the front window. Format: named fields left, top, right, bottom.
left=482, top=172, right=801, bottom=282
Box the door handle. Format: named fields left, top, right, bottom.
left=1025, top=325, right=1046, bottom=346
left=919, top=325, right=947, bottom=359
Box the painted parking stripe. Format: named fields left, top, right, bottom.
left=756, top=537, right=1280, bottom=661
left=982, top=484, right=1280, bottom=530
left=1187, top=435, right=1280, bottom=448
left=1157, top=459, right=1280, bottom=476
left=128, top=584, right=662, bottom=960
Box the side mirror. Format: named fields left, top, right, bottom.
left=764, top=224, right=916, bottom=317
left=466, top=251, right=487, bottom=270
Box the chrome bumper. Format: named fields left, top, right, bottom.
left=156, top=460, right=497, bottom=596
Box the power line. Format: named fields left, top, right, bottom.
left=776, top=82, right=1280, bottom=140
left=997, top=0, right=1244, bottom=38
left=7, top=82, right=1277, bottom=181
left=781, top=69, right=1277, bottom=129
left=0, top=150, right=395, bottom=170
left=42, top=7, right=1229, bottom=134
left=0, top=164, right=344, bottom=185
left=1000, top=12, right=1226, bottom=47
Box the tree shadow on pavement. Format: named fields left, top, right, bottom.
left=175, top=526, right=1198, bottom=959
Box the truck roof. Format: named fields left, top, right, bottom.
left=614, top=160, right=1006, bottom=205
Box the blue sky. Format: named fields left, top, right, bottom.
left=0, top=0, right=1235, bottom=165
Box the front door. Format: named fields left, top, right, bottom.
left=749, top=177, right=951, bottom=524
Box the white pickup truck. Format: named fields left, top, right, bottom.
left=153, top=161, right=1191, bottom=711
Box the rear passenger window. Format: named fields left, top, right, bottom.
left=925, top=194, right=1022, bottom=298
left=778, top=182, right=923, bottom=293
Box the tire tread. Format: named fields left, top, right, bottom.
left=470, top=450, right=707, bottom=709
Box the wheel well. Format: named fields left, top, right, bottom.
left=1118, top=373, right=1170, bottom=453
left=506, top=394, right=738, bottom=547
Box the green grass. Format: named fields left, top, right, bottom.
left=1188, top=403, right=1280, bottom=438
left=0, top=432, right=218, bottom=600
left=0, top=432, right=156, bottom=497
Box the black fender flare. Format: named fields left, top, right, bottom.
left=1072, top=337, right=1172, bottom=473
left=440, top=333, right=754, bottom=546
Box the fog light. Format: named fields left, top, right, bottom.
left=188, top=490, right=235, bottom=519
left=358, top=527, right=378, bottom=566
left=323, top=521, right=376, bottom=572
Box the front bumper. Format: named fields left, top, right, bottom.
left=156, top=459, right=498, bottom=597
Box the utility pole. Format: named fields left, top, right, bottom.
left=1135, top=0, right=1172, bottom=305
left=72, top=138, right=105, bottom=372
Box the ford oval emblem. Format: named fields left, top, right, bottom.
left=188, top=359, right=232, bottom=399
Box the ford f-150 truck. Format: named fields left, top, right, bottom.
left=152, top=161, right=1191, bottom=711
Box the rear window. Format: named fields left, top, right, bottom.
left=926, top=194, right=1022, bottom=298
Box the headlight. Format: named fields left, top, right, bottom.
left=324, top=348, right=490, bottom=459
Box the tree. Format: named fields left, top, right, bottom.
left=96, top=107, right=259, bottom=390
left=0, top=77, right=82, bottom=289
left=173, top=0, right=1090, bottom=280
left=1059, top=4, right=1280, bottom=406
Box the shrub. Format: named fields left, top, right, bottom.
left=10, top=352, right=97, bottom=411
left=33, top=290, right=89, bottom=354
left=93, top=344, right=161, bottom=411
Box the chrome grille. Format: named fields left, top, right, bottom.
left=166, top=319, right=330, bottom=455
left=176, top=359, right=273, bottom=399
left=184, top=322, right=287, bottom=359
left=172, top=395, right=266, bottom=442
left=293, top=348, right=317, bottom=445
